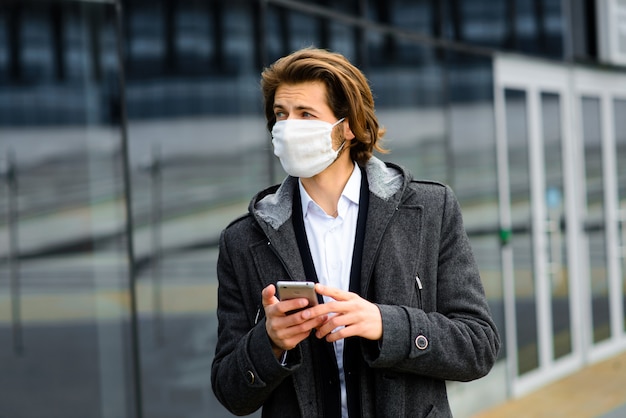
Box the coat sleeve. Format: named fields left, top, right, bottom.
left=364, top=185, right=501, bottom=382
left=210, top=226, right=302, bottom=416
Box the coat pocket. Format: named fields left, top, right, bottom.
left=414, top=273, right=423, bottom=310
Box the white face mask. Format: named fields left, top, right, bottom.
left=271, top=118, right=345, bottom=178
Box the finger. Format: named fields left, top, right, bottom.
left=315, top=303, right=383, bottom=341
left=315, top=314, right=347, bottom=338
left=272, top=315, right=328, bottom=351
left=285, top=314, right=329, bottom=335
left=262, top=284, right=278, bottom=307
left=315, top=283, right=353, bottom=301
left=324, top=325, right=358, bottom=343
left=319, top=327, right=352, bottom=343
left=316, top=316, right=365, bottom=342
left=276, top=330, right=314, bottom=351
left=304, top=300, right=340, bottom=319
left=277, top=298, right=311, bottom=315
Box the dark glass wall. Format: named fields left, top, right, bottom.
left=0, top=1, right=138, bottom=417
left=121, top=1, right=266, bottom=417
left=366, top=0, right=565, bottom=58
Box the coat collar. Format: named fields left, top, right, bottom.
left=251, top=156, right=408, bottom=231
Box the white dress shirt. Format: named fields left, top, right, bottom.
left=298, top=163, right=361, bottom=418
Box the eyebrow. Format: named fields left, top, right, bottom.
left=273, top=104, right=318, bottom=113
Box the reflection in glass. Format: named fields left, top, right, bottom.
left=447, top=53, right=503, bottom=358
left=122, top=1, right=265, bottom=416
left=505, top=89, right=539, bottom=375
left=0, top=2, right=135, bottom=417
left=386, top=0, right=433, bottom=36
left=581, top=96, right=611, bottom=344
left=367, top=36, right=446, bottom=182
left=541, top=92, right=571, bottom=359
left=615, top=99, right=626, bottom=333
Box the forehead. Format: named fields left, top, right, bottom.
left=274, top=81, right=329, bottom=108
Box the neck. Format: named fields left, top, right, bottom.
left=301, top=155, right=353, bottom=217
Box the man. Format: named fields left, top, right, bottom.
left=211, top=47, right=500, bottom=417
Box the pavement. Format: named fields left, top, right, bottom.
left=473, top=350, right=626, bottom=418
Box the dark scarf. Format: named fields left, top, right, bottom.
left=292, top=167, right=369, bottom=418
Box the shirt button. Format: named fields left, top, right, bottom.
left=246, top=370, right=255, bottom=384
left=415, top=335, right=428, bottom=350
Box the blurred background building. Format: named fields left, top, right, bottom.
left=0, top=0, right=625, bottom=417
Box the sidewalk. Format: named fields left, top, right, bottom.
left=474, top=350, right=626, bottom=418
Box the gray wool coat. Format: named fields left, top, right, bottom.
left=211, top=157, right=500, bottom=417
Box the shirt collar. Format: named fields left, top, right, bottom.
left=299, top=162, right=361, bottom=218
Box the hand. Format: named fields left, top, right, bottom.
left=309, top=284, right=382, bottom=343
left=262, top=284, right=328, bottom=358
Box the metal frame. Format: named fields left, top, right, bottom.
left=113, top=0, right=143, bottom=417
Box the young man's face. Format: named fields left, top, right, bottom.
left=273, top=81, right=336, bottom=124
left=273, top=81, right=354, bottom=144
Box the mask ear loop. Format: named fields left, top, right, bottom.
left=332, top=118, right=348, bottom=156
left=332, top=117, right=346, bottom=127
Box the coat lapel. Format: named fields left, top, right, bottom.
left=360, top=192, right=401, bottom=297
left=263, top=220, right=308, bottom=283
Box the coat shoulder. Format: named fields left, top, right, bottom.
left=405, top=179, right=452, bottom=203
left=221, top=212, right=262, bottom=246
left=409, top=179, right=447, bottom=190
left=224, top=212, right=252, bottom=229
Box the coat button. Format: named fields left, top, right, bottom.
left=246, top=370, right=255, bottom=384
left=415, top=335, right=428, bottom=350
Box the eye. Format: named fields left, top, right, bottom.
left=302, top=112, right=314, bottom=118
left=274, top=111, right=286, bottom=120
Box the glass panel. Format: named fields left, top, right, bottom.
left=447, top=52, right=504, bottom=359
left=581, top=96, right=611, bottom=344
left=0, top=2, right=136, bottom=417
left=455, top=1, right=508, bottom=47
left=327, top=19, right=358, bottom=58
left=126, top=0, right=166, bottom=77
left=124, top=1, right=264, bottom=417
left=286, top=11, right=320, bottom=52
left=615, top=98, right=626, bottom=333
left=541, top=92, right=571, bottom=359
left=505, top=88, right=539, bottom=375
left=265, top=6, right=290, bottom=63
left=367, top=35, right=446, bottom=181
left=514, top=0, right=564, bottom=57
left=385, top=0, right=434, bottom=37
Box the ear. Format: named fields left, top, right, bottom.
left=343, top=118, right=356, bottom=141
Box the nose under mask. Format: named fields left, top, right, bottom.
left=271, top=118, right=345, bottom=178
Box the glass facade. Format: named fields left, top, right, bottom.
left=581, top=96, right=611, bottom=344
left=504, top=88, right=539, bottom=375
left=1, top=0, right=625, bottom=417
left=0, top=2, right=138, bottom=417
left=541, top=92, right=572, bottom=360
left=617, top=99, right=626, bottom=334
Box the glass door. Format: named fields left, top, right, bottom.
left=494, top=57, right=582, bottom=396
left=575, top=68, right=626, bottom=362
left=496, top=55, right=626, bottom=397
left=580, top=96, right=611, bottom=345
left=616, top=99, right=626, bottom=337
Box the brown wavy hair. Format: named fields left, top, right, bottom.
left=261, top=47, right=387, bottom=165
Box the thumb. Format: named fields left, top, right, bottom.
left=262, top=284, right=278, bottom=307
